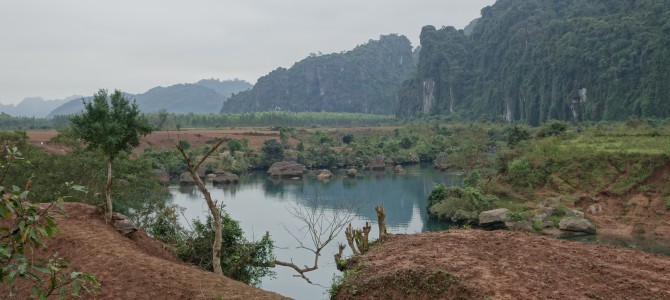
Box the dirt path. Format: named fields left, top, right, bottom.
left=336, top=230, right=670, bottom=299
left=1, top=202, right=287, bottom=299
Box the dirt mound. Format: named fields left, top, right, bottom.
left=335, top=230, right=670, bottom=299
left=1, top=202, right=286, bottom=299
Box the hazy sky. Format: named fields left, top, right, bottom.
left=0, top=0, right=495, bottom=104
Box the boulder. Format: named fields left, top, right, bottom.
left=196, top=165, right=207, bottom=178
left=479, top=208, right=509, bottom=229
left=268, top=159, right=307, bottom=178
left=433, top=152, right=449, bottom=171
left=558, top=217, right=596, bottom=234
left=112, top=212, right=138, bottom=236
left=394, top=165, right=405, bottom=173
left=365, top=155, right=386, bottom=171
left=346, top=168, right=357, bottom=178
left=179, top=172, right=196, bottom=185
left=213, top=172, right=239, bottom=184
left=152, top=169, right=170, bottom=186
left=587, top=204, right=604, bottom=215
left=316, top=169, right=333, bottom=180
left=206, top=173, right=217, bottom=180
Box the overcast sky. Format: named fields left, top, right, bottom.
left=0, top=0, right=495, bottom=105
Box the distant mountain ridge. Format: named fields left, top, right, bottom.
left=221, top=34, right=417, bottom=114
left=0, top=96, right=78, bottom=117
left=47, top=79, right=252, bottom=117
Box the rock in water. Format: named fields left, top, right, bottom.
left=316, top=169, right=333, bottom=180
left=267, top=158, right=307, bottom=178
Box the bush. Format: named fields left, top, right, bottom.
left=145, top=206, right=275, bottom=286
left=536, top=121, right=567, bottom=138
left=507, top=158, right=532, bottom=187
left=506, top=125, right=531, bottom=148
left=427, top=185, right=497, bottom=224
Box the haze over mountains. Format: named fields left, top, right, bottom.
left=3, top=0, right=668, bottom=123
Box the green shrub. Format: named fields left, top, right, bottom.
left=427, top=185, right=497, bottom=224
left=507, top=157, right=532, bottom=187
left=536, top=121, right=567, bottom=139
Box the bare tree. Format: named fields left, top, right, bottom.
left=272, top=198, right=357, bottom=284
left=176, top=139, right=226, bottom=275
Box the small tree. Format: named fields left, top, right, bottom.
left=70, top=89, right=153, bottom=221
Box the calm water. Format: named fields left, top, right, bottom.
left=168, top=164, right=459, bottom=300
left=168, top=164, right=670, bottom=299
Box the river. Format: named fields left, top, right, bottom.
left=169, top=164, right=457, bottom=299
left=168, top=164, right=670, bottom=299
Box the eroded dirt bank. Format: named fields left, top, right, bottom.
left=335, top=230, right=670, bottom=299
left=1, top=202, right=287, bottom=299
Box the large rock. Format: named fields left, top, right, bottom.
left=559, top=217, right=596, bottom=234
left=365, top=155, right=386, bottom=171
left=212, top=172, right=239, bottom=184
left=268, top=159, right=307, bottom=178
left=179, top=172, right=196, bottom=185
left=479, top=208, right=509, bottom=228
left=433, top=152, right=449, bottom=171
left=586, top=204, right=604, bottom=215
left=345, top=168, right=357, bottom=178
left=316, top=169, right=333, bottom=180
left=112, top=212, right=138, bottom=236
left=394, top=165, right=405, bottom=173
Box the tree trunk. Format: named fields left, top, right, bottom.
left=187, top=168, right=223, bottom=275
left=176, top=142, right=225, bottom=276
left=106, top=158, right=113, bottom=222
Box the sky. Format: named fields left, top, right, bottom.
left=0, top=0, right=495, bottom=105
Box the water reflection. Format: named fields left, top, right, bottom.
left=169, top=163, right=460, bottom=299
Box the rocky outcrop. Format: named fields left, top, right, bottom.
left=559, top=217, right=596, bottom=234
left=212, top=172, right=239, bottom=184
left=433, top=152, right=448, bottom=170
left=268, top=159, right=307, bottom=178
left=179, top=172, right=196, bottom=185
left=346, top=168, right=357, bottom=178
left=316, top=169, right=333, bottom=180
left=366, top=155, right=386, bottom=171
left=112, top=212, right=138, bottom=236
left=479, top=208, right=509, bottom=229
left=394, top=165, right=405, bottom=173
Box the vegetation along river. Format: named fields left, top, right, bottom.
left=169, top=164, right=670, bottom=299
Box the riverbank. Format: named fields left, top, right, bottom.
left=0, top=202, right=287, bottom=299
left=333, top=230, right=670, bottom=299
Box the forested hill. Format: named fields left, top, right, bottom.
left=48, top=79, right=252, bottom=116
left=221, top=34, right=416, bottom=114
left=397, top=0, right=670, bottom=124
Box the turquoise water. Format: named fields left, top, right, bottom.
left=168, top=164, right=670, bottom=299
left=169, top=164, right=459, bottom=299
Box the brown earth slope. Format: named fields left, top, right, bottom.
left=335, top=230, right=670, bottom=300
left=1, top=202, right=287, bottom=299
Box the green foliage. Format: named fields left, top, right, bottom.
left=463, top=171, right=480, bottom=188
left=398, top=1, right=670, bottom=123
left=342, top=134, right=354, bottom=145
left=0, top=147, right=99, bottom=298
left=427, top=185, right=497, bottom=224
left=507, top=158, right=532, bottom=187
left=536, top=121, right=568, bottom=139
left=506, top=125, right=531, bottom=148
left=222, top=35, right=416, bottom=115
left=69, top=89, right=153, bottom=160
left=227, top=139, right=243, bottom=155
left=170, top=213, right=275, bottom=286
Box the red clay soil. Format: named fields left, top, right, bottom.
left=1, top=202, right=287, bottom=299
left=335, top=230, right=670, bottom=300
left=26, top=129, right=296, bottom=154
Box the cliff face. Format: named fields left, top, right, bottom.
left=397, top=0, right=670, bottom=124
left=222, top=34, right=416, bottom=114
